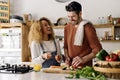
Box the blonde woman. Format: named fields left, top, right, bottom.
left=28, top=17, right=62, bottom=68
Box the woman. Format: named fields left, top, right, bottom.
left=28, top=17, right=62, bottom=68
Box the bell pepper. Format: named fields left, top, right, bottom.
left=105, top=53, right=119, bottom=61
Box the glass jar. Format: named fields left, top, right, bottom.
left=115, top=35, right=119, bottom=40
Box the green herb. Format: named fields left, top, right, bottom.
left=65, top=66, right=106, bottom=80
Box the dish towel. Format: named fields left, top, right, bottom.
left=74, top=20, right=89, bottom=46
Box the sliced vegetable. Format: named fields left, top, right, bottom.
left=65, top=66, right=106, bottom=80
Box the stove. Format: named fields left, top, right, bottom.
left=0, top=63, right=33, bottom=74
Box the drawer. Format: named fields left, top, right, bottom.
left=0, top=56, right=21, bottom=64
left=0, top=51, right=21, bottom=57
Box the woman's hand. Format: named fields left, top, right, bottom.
left=42, top=52, right=52, bottom=60
left=55, top=54, right=61, bottom=62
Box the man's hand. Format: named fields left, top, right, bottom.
left=65, top=57, right=71, bottom=67
left=55, top=54, right=61, bottom=62
left=72, top=56, right=83, bottom=68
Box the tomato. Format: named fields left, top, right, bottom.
left=105, top=53, right=119, bottom=61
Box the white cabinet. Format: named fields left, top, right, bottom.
left=0, top=28, right=21, bottom=49
left=0, top=51, right=21, bottom=63
left=0, top=23, right=22, bottom=64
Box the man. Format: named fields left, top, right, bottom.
left=64, top=1, right=102, bottom=68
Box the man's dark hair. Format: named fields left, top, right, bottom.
left=65, top=1, right=82, bottom=14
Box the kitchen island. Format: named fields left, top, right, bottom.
left=0, top=70, right=119, bottom=80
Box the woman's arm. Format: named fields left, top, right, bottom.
left=55, top=39, right=63, bottom=62
left=55, top=39, right=62, bottom=55
left=30, top=41, right=45, bottom=64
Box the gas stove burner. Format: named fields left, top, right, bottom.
left=0, top=63, right=33, bottom=74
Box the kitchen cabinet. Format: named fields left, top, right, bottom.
left=0, top=0, right=10, bottom=23
left=0, top=23, right=31, bottom=63
left=0, top=23, right=22, bottom=63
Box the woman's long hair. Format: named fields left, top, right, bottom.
left=28, top=17, right=55, bottom=45
left=28, top=21, right=42, bottom=45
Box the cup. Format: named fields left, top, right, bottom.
left=33, top=64, right=42, bottom=72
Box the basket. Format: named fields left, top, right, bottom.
left=94, top=61, right=120, bottom=79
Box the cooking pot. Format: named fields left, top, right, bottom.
left=10, top=15, right=23, bottom=23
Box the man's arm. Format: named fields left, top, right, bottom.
left=72, top=23, right=102, bottom=67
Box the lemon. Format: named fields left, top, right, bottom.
left=33, top=64, right=42, bottom=72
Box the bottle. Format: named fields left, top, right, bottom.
left=113, top=20, right=117, bottom=25
left=101, top=17, right=106, bottom=24
left=107, top=15, right=112, bottom=24
left=97, top=17, right=102, bottom=24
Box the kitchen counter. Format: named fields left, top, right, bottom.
left=0, top=62, right=119, bottom=80
left=0, top=70, right=119, bottom=80
left=0, top=71, right=84, bottom=80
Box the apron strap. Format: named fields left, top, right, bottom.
left=40, top=40, right=57, bottom=53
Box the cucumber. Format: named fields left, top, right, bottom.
left=96, top=49, right=109, bottom=60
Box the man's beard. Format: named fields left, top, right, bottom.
left=70, top=17, right=82, bottom=25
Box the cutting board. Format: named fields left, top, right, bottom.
left=42, top=68, right=76, bottom=74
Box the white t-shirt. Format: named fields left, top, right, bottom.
left=30, top=39, right=61, bottom=65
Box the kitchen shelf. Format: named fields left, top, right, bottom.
left=53, top=24, right=118, bottom=28
left=0, top=16, right=9, bottom=20
left=0, top=3, right=9, bottom=6
left=53, top=24, right=115, bottom=28
left=114, top=24, right=120, bottom=27
left=101, top=40, right=120, bottom=42
left=53, top=24, right=120, bottom=42
left=94, top=24, right=113, bottom=28
left=94, top=24, right=120, bottom=41
left=0, top=0, right=10, bottom=23
left=0, top=10, right=9, bottom=13
left=0, top=49, right=21, bottom=52
left=0, top=23, right=22, bottom=28
left=52, top=26, right=65, bottom=29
